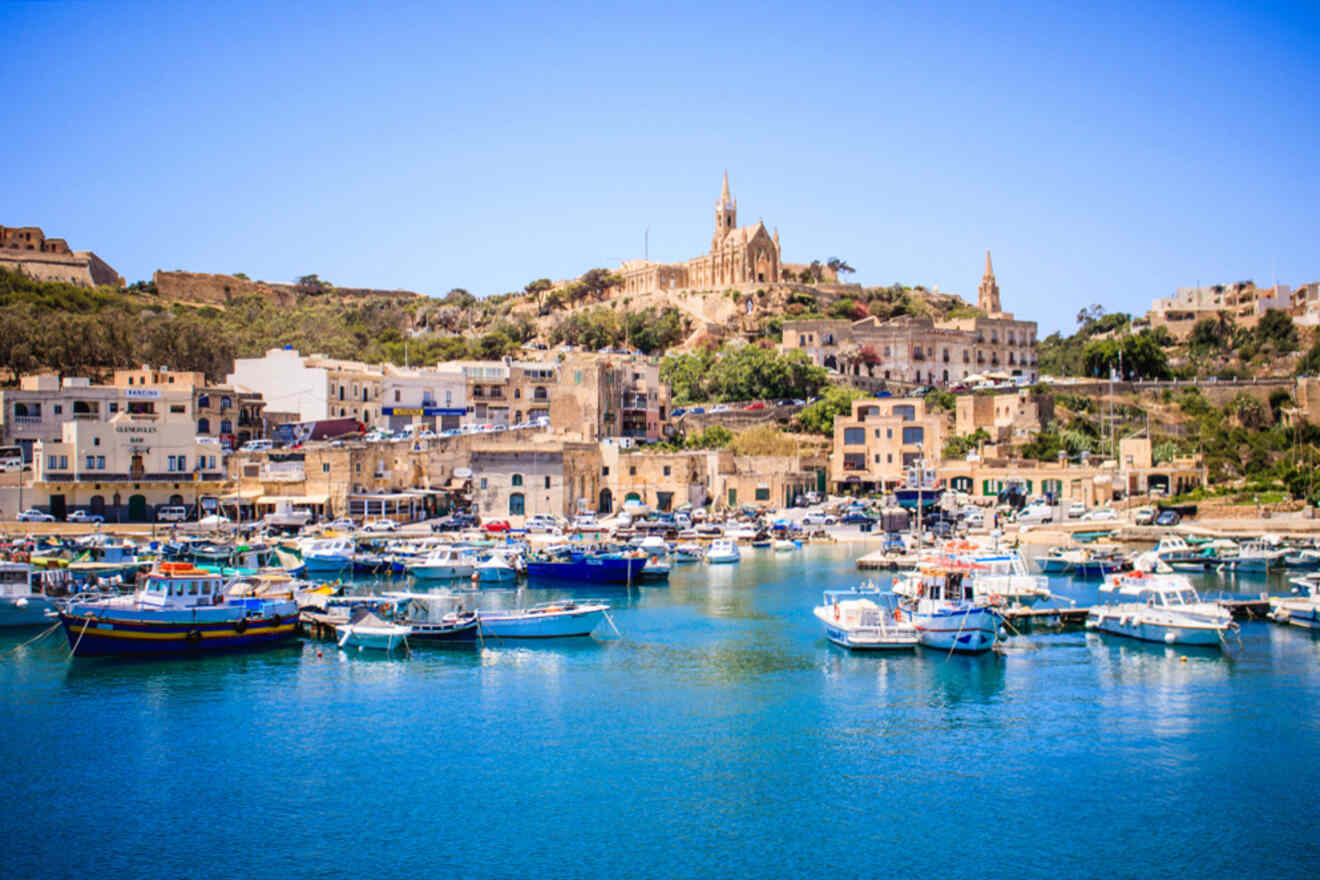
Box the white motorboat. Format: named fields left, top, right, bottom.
left=894, top=546, right=1051, bottom=608
left=674, top=543, right=704, bottom=563
left=1282, top=548, right=1320, bottom=571
left=475, top=550, right=519, bottom=584
left=635, top=536, right=671, bottom=582
left=773, top=539, right=798, bottom=553
left=1230, top=539, right=1288, bottom=573
left=0, top=561, right=56, bottom=627
left=893, top=563, right=1000, bottom=654
left=302, top=537, right=356, bottom=574
left=408, top=547, right=477, bottom=580
left=1034, top=547, right=1087, bottom=574
left=814, top=587, right=918, bottom=650
left=1271, top=574, right=1320, bottom=629
left=1087, top=571, right=1237, bottom=647
left=705, top=539, right=741, bottom=564
left=335, top=610, right=411, bottom=652
left=476, top=600, right=610, bottom=638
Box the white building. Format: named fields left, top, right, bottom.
left=228, top=348, right=332, bottom=422
left=380, top=365, right=467, bottom=431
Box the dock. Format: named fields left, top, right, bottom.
left=856, top=550, right=920, bottom=570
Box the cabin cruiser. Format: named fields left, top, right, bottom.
left=892, top=563, right=1000, bottom=653
left=705, top=539, right=740, bottom=565
left=1283, top=547, right=1320, bottom=571
left=1271, top=574, right=1320, bottom=629
left=408, top=546, right=477, bottom=580
left=814, top=586, right=918, bottom=650
left=634, top=536, right=671, bottom=582
left=1087, top=571, right=1238, bottom=648
left=58, top=562, right=297, bottom=657
left=0, top=561, right=56, bottom=627
left=1228, top=539, right=1288, bottom=573
left=302, top=537, right=356, bottom=574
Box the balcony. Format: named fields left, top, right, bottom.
left=73, top=413, right=100, bottom=421
left=261, top=464, right=306, bottom=483
left=11, top=415, right=42, bottom=425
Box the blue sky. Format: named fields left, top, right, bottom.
left=5, top=0, right=1317, bottom=334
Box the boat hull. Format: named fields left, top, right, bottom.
left=525, top=557, right=645, bottom=584
left=1269, top=600, right=1320, bottom=629
left=813, top=608, right=917, bottom=651
left=478, top=608, right=605, bottom=638
left=335, top=625, right=410, bottom=651
left=304, top=555, right=353, bottom=574
left=908, top=606, right=999, bottom=654
left=58, top=609, right=298, bottom=657
left=1087, top=611, right=1230, bottom=646
left=475, top=565, right=518, bottom=584
left=0, top=595, right=58, bottom=627
left=407, top=619, right=481, bottom=642
left=410, top=564, right=475, bottom=580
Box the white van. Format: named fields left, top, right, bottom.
left=1015, top=503, right=1054, bottom=525
left=241, top=439, right=273, bottom=452
left=157, top=506, right=189, bottom=523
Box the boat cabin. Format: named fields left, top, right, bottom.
left=0, top=562, right=33, bottom=597
left=140, top=563, right=226, bottom=608
left=915, top=569, right=975, bottom=602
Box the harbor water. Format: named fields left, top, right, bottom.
left=3, top=543, right=1319, bottom=878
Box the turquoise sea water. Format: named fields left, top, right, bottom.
left=2, top=543, right=1319, bottom=879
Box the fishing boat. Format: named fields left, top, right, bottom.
left=814, top=586, right=918, bottom=650
left=1283, top=547, right=1320, bottom=571
left=476, top=599, right=611, bottom=638
left=302, top=537, right=356, bottom=574
left=1229, top=539, right=1288, bottom=573
left=893, top=563, right=1000, bottom=654
left=524, top=547, right=647, bottom=584
left=474, top=550, right=519, bottom=584
left=335, top=608, right=411, bottom=652
left=58, top=562, right=297, bottom=657
left=385, top=593, right=482, bottom=642
left=66, top=535, right=151, bottom=582
left=1087, top=571, right=1238, bottom=647
left=896, top=545, right=1051, bottom=607
left=773, top=538, right=798, bottom=553
left=0, top=561, right=56, bottom=627
left=1270, top=574, right=1320, bottom=629
left=635, top=536, right=671, bottom=583
left=408, top=546, right=477, bottom=580
left=705, top=539, right=740, bottom=565
left=1034, top=547, right=1087, bottom=574
left=674, top=543, right=704, bottom=563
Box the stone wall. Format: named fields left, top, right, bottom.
left=153, top=270, right=423, bottom=308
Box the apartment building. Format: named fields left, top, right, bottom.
left=954, top=389, right=1053, bottom=444
left=1144, top=282, right=1292, bottom=339
left=830, top=397, right=944, bottom=492
left=228, top=348, right=384, bottom=424
left=379, top=364, right=467, bottom=432
left=113, top=367, right=265, bottom=448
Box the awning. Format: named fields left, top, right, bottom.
left=445, top=478, right=469, bottom=490
left=256, top=494, right=330, bottom=505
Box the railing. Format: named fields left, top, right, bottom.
left=72, top=413, right=100, bottom=421
left=11, top=415, right=42, bottom=425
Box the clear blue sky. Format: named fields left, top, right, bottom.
left=5, top=0, right=1317, bottom=335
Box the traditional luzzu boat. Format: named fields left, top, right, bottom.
left=814, top=586, right=918, bottom=651
left=58, top=562, right=298, bottom=657
left=893, top=562, right=1000, bottom=654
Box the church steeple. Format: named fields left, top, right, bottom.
left=978, top=249, right=1001, bottom=314
left=712, top=170, right=737, bottom=251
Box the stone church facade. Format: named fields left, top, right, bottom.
left=618, top=172, right=782, bottom=295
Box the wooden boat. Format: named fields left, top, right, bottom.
left=476, top=600, right=610, bottom=638
left=58, top=562, right=297, bottom=657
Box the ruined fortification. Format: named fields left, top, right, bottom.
left=152, top=270, right=424, bottom=308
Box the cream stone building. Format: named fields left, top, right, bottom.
left=227, top=348, right=384, bottom=425
left=470, top=441, right=603, bottom=518
left=31, top=413, right=226, bottom=521
left=830, top=397, right=945, bottom=492
left=617, top=172, right=783, bottom=294
left=781, top=252, right=1038, bottom=386
left=0, top=224, right=122, bottom=287
left=954, top=389, right=1053, bottom=445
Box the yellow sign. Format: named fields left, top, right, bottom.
left=393, top=408, right=423, bottom=416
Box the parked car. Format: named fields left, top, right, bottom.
left=688, top=407, right=706, bottom=414
left=710, top=405, right=731, bottom=414
left=1155, top=509, right=1182, bottom=526
left=156, top=506, right=189, bottom=523
left=482, top=519, right=512, bottom=533
left=1067, top=501, right=1087, bottom=519
left=1015, top=504, right=1053, bottom=525
left=363, top=518, right=399, bottom=532
left=840, top=511, right=874, bottom=525
left=671, top=407, right=687, bottom=417
left=67, top=510, right=104, bottom=524
left=744, top=402, right=766, bottom=411
left=1133, top=506, right=1157, bottom=526
left=802, top=512, right=837, bottom=527
left=1081, top=507, right=1118, bottom=522
left=525, top=515, right=562, bottom=534
left=16, top=508, right=55, bottom=522
left=327, top=518, right=357, bottom=530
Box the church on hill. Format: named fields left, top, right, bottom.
left=617, top=172, right=787, bottom=294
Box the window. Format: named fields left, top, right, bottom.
left=754, top=487, right=770, bottom=501
left=602, top=466, right=609, bottom=476
left=394, top=390, right=401, bottom=402
left=198, top=418, right=210, bottom=434
left=220, top=420, right=232, bottom=434
left=93, top=437, right=101, bottom=446
left=893, top=405, right=915, bottom=421
left=480, top=477, right=488, bottom=490
left=109, top=403, right=118, bottom=413
left=86, top=456, right=96, bottom=469
left=53, top=405, right=62, bottom=415
left=544, top=475, right=551, bottom=489
left=221, top=397, right=232, bottom=409
left=630, top=466, right=636, bottom=476
left=843, top=428, right=865, bottom=445
left=663, top=466, right=671, bottom=476
left=886, top=428, right=893, bottom=439
left=59, top=455, right=68, bottom=469
left=902, top=426, right=924, bottom=445
left=512, top=474, right=523, bottom=487
left=322, top=463, right=330, bottom=473
left=97, top=456, right=105, bottom=469
left=170, top=405, right=185, bottom=414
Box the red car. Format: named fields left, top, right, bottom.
left=482, top=519, right=512, bottom=533
left=744, top=401, right=766, bottom=411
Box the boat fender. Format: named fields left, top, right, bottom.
left=186, top=629, right=203, bottom=644
left=833, top=603, right=840, bottom=622
left=893, top=608, right=901, bottom=622
left=234, top=617, right=248, bottom=634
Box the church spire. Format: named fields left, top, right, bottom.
left=712, top=169, right=737, bottom=251
left=978, top=249, right=1001, bottom=315
left=721, top=169, right=731, bottom=205
left=985, top=249, right=993, bottom=276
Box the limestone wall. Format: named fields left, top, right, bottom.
left=153, top=271, right=424, bottom=308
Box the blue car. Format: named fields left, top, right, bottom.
left=688, top=407, right=705, bottom=414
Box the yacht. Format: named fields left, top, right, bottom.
left=1230, top=539, right=1288, bottom=573
left=1271, top=574, right=1320, bottom=629
left=704, top=539, right=740, bottom=564
left=408, top=546, right=477, bottom=580
left=302, top=537, right=356, bottom=574
left=893, top=563, right=1000, bottom=653
left=1087, top=571, right=1237, bottom=647
left=0, top=561, right=56, bottom=627
left=814, top=586, right=918, bottom=651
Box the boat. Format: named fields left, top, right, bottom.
left=896, top=545, right=1051, bottom=608
left=1283, top=548, right=1320, bottom=571
left=1270, top=574, right=1320, bottom=629
left=1230, top=539, right=1288, bottom=573
left=408, top=546, right=478, bottom=580
left=335, top=608, right=411, bottom=652
left=674, top=543, right=704, bottom=563
left=302, top=537, right=356, bottom=574
left=1152, top=534, right=1207, bottom=569
left=773, top=539, right=798, bottom=553
left=1087, top=571, right=1238, bottom=647
left=705, top=539, right=741, bottom=564
left=385, top=593, right=482, bottom=642
left=814, top=586, right=918, bottom=650
left=524, top=547, right=647, bottom=584
left=57, top=562, right=297, bottom=657
left=635, top=536, right=671, bottom=583
left=1035, top=547, right=1086, bottom=574
left=476, top=600, right=611, bottom=638
left=0, top=561, right=57, bottom=627
left=893, top=563, right=1000, bottom=653
left=475, top=550, right=519, bottom=584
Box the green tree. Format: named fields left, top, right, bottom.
left=1256, top=308, right=1299, bottom=352
left=795, top=385, right=865, bottom=434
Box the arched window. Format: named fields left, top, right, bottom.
left=509, top=493, right=525, bottom=516
left=221, top=397, right=232, bottom=410
left=533, top=386, right=548, bottom=401
left=514, top=388, right=521, bottom=399
left=198, top=418, right=211, bottom=434
left=512, top=474, right=523, bottom=487
left=198, top=394, right=210, bottom=408
left=220, top=419, right=232, bottom=434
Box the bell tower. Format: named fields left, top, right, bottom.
left=978, top=250, right=1001, bottom=314
left=712, top=169, right=737, bottom=251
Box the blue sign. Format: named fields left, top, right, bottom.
left=381, top=406, right=466, bottom=417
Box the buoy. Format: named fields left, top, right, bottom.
left=316, top=650, right=322, bottom=658
left=1180, top=656, right=1187, bottom=663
